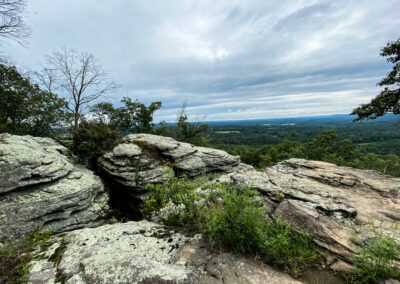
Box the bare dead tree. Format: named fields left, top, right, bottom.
left=31, top=67, right=57, bottom=93
left=41, top=47, right=117, bottom=129
left=0, top=0, right=30, bottom=45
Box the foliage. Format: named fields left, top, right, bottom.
left=153, top=103, right=209, bottom=146
left=175, top=107, right=209, bottom=146
left=304, top=130, right=359, bottom=164
left=214, top=129, right=400, bottom=177
left=260, top=220, right=319, bottom=277
left=204, top=185, right=319, bottom=277
left=0, top=230, right=53, bottom=284
left=204, top=184, right=268, bottom=254
left=350, top=234, right=400, bottom=283
left=144, top=176, right=209, bottom=231
left=0, top=63, right=67, bottom=136
left=71, top=119, right=120, bottom=168
left=144, top=179, right=319, bottom=277
left=352, top=38, right=400, bottom=121
left=91, top=97, right=162, bottom=134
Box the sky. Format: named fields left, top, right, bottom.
left=4, top=0, right=400, bottom=122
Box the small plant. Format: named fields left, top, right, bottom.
left=204, top=186, right=319, bottom=277
left=261, top=219, right=319, bottom=277
left=204, top=185, right=266, bottom=254
left=143, top=178, right=319, bottom=277
left=144, top=178, right=204, bottom=231
left=0, top=230, right=53, bottom=284
left=350, top=234, right=400, bottom=283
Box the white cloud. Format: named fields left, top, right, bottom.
left=4, top=0, right=400, bottom=121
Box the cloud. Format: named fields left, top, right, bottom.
left=5, top=0, right=400, bottom=121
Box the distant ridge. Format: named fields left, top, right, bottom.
left=158, top=113, right=398, bottom=127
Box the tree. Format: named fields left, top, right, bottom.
left=0, top=0, right=30, bottom=45
left=175, top=103, right=209, bottom=146
left=71, top=119, right=120, bottom=169
left=0, top=63, right=67, bottom=136
left=352, top=38, right=400, bottom=121
left=38, top=47, right=117, bottom=129
left=90, top=97, right=162, bottom=134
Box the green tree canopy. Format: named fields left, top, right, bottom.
left=352, top=38, right=400, bottom=120
left=91, top=97, right=161, bottom=134
left=0, top=64, right=67, bottom=136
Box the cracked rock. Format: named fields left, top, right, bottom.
left=0, top=134, right=110, bottom=240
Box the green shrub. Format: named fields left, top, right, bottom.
left=204, top=186, right=318, bottom=277
left=204, top=185, right=266, bottom=254
left=71, top=120, right=120, bottom=169
left=261, top=219, right=319, bottom=277
left=144, top=178, right=205, bottom=231
left=350, top=235, right=400, bottom=283
left=143, top=179, right=319, bottom=277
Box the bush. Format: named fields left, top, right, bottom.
left=260, top=219, right=319, bottom=277
left=204, top=185, right=318, bottom=277
left=204, top=185, right=266, bottom=254
left=143, top=179, right=319, bottom=277
left=144, top=177, right=208, bottom=231
left=350, top=234, right=400, bottom=283
left=71, top=120, right=120, bottom=169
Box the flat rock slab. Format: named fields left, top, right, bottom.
left=28, top=221, right=301, bottom=284
left=0, top=134, right=110, bottom=240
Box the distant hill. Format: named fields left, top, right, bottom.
left=204, top=113, right=398, bottom=126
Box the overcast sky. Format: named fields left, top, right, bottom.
left=5, top=0, right=400, bottom=122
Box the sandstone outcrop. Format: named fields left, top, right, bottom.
left=220, top=158, right=400, bottom=266
left=0, top=134, right=110, bottom=240
left=99, top=134, right=240, bottom=188
left=28, top=220, right=301, bottom=284
left=100, top=135, right=399, bottom=268
left=98, top=133, right=241, bottom=216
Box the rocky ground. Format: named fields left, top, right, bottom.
left=1, top=133, right=399, bottom=283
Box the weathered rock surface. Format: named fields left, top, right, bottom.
left=99, top=134, right=240, bottom=188
left=99, top=135, right=399, bottom=268
left=28, top=220, right=301, bottom=284
left=220, top=158, right=400, bottom=266
left=98, top=134, right=241, bottom=216
left=0, top=134, right=110, bottom=240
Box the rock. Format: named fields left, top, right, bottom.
left=221, top=158, right=400, bottom=264
left=98, top=134, right=240, bottom=216
left=329, top=259, right=355, bottom=273
left=0, top=134, right=110, bottom=240
left=99, top=134, right=240, bottom=183
left=28, top=221, right=301, bottom=284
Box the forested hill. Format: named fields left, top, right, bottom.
left=206, top=114, right=400, bottom=177
left=208, top=114, right=400, bottom=149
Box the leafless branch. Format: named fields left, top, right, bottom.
left=38, top=47, right=118, bottom=128
left=0, top=0, right=30, bottom=46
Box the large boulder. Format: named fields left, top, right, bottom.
left=0, top=134, right=110, bottom=240
left=28, top=220, right=301, bottom=284
left=220, top=158, right=400, bottom=266
left=98, top=134, right=241, bottom=216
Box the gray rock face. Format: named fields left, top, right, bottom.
left=28, top=221, right=300, bottom=284
left=0, top=134, right=110, bottom=240
left=220, top=158, right=400, bottom=266
left=98, top=133, right=240, bottom=199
